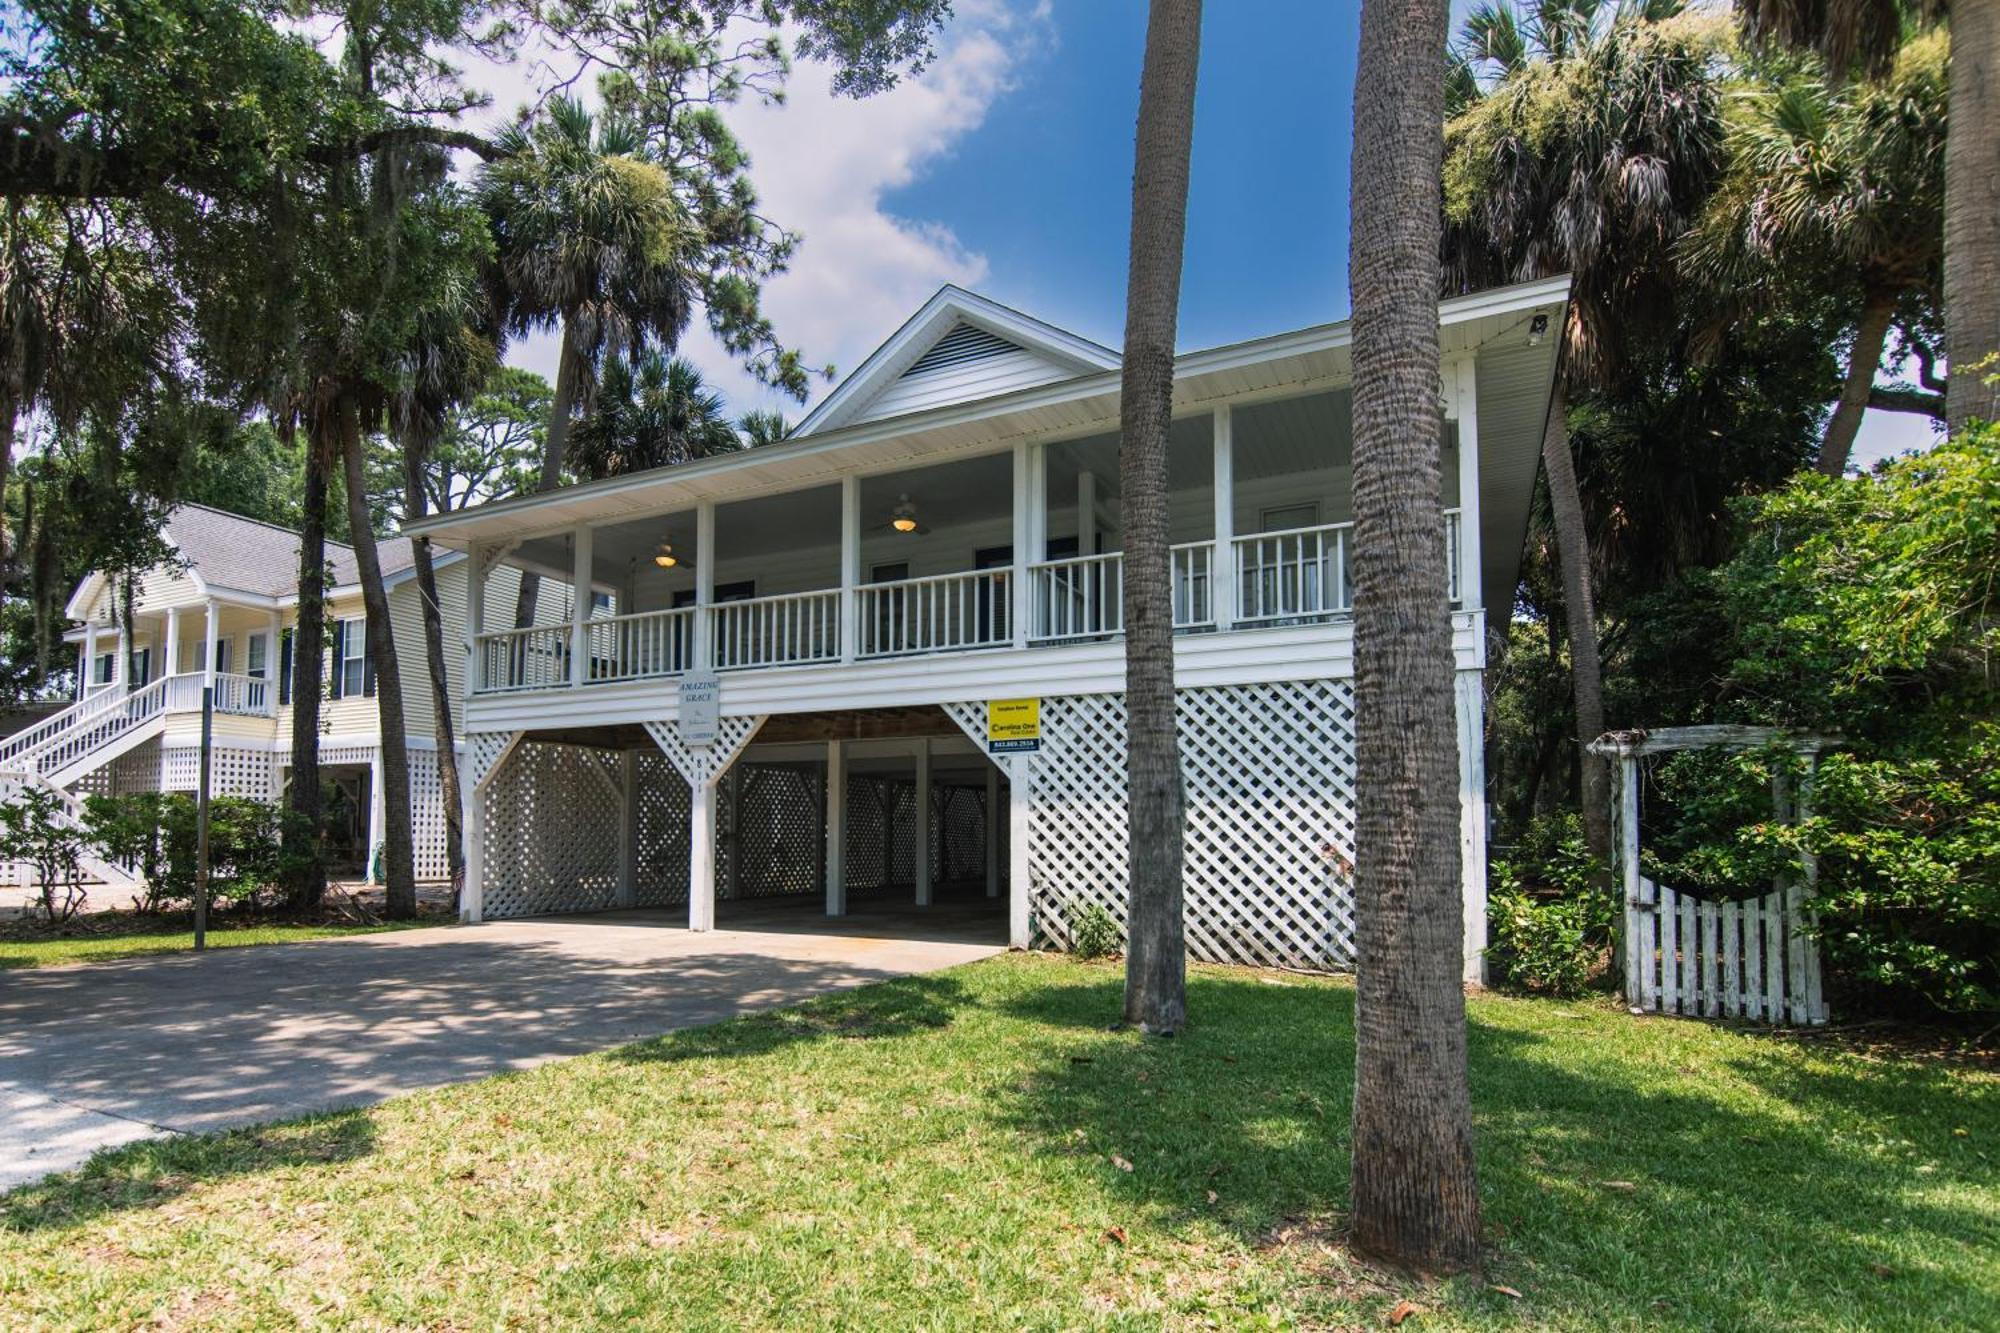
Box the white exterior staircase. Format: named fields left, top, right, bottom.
left=0, top=677, right=170, bottom=790
left=0, top=769, right=145, bottom=893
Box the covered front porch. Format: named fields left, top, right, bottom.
left=464, top=384, right=1476, bottom=694
left=74, top=596, right=284, bottom=720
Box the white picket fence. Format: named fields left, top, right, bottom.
left=1624, top=877, right=1827, bottom=1025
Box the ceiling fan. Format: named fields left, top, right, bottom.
left=885, top=493, right=930, bottom=536
left=650, top=533, right=691, bottom=569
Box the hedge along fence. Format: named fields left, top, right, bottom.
left=1592, top=726, right=1835, bottom=1026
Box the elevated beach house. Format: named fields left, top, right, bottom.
left=1, top=507, right=535, bottom=887
left=403, top=279, right=1566, bottom=976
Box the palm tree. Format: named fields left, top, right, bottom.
left=1686, top=32, right=1947, bottom=475
left=390, top=306, right=498, bottom=909
left=568, top=351, right=743, bottom=479
left=1736, top=1, right=1998, bottom=433
left=1442, top=0, right=1727, bottom=859
left=1348, top=0, right=1482, bottom=1274
left=737, top=408, right=793, bottom=448
left=478, top=97, right=698, bottom=623
left=1117, top=0, right=1204, bottom=1037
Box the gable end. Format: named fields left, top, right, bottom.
left=903, top=323, right=1024, bottom=377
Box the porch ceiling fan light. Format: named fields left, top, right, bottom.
left=653, top=538, right=681, bottom=568
left=892, top=494, right=920, bottom=533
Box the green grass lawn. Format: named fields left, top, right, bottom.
left=2, top=954, right=1993, bottom=1330
left=0, top=918, right=427, bottom=970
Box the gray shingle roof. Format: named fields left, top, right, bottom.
left=163, top=505, right=415, bottom=599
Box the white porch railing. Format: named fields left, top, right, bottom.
left=586, top=606, right=695, bottom=683
left=475, top=624, right=569, bottom=693
left=1233, top=509, right=1462, bottom=624
left=711, top=590, right=841, bottom=670
left=3, top=676, right=168, bottom=781
left=857, top=568, right=1011, bottom=658
left=1029, top=542, right=1216, bottom=642
left=162, top=671, right=273, bottom=716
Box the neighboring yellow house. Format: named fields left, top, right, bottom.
left=4, top=505, right=546, bottom=881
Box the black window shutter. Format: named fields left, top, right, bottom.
left=329, top=621, right=344, bottom=700
left=362, top=619, right=377, bottom=697
left=279, top=630, right=294, bottom=705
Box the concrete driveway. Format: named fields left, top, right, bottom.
left=0, top=898, right=1004, bottom=1190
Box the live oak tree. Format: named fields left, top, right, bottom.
left=1116, top=0, right=1203, bottom=1037
left=1348, top=0, right=1483, bottom=1273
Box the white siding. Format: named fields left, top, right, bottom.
left=851, top=348, right=1077, bottom=427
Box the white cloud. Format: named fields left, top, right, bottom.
left=501, top=1, right=1052, bottom=427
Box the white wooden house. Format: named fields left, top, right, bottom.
left=408, top=279, right=1568, bottom=977
left=1, top=506, right=536, bottom=884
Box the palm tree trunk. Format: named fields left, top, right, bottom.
left=1540, top=381, right=1609, bottom=859
left=340, top=406, right=417, bottom=918
left=1346, top=0, right=1481, bottom=1275
left=514, top=318, right=586, bottom=628
left=1117, top=0, right=1202, bottom=1037
left=286, top=413, right=332, bottom=910
left=403, top=439, right=466, bottom=905
left=1946, top=0, right=2000, bottom=434
left=0, top=391, right=16, bottom=591
left=1819, top=291, right=1897, bottom=476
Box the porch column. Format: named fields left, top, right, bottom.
left=838, top=475, right=860, bottom=663
left=689, top=777, right=717, bottom=931
left=616, top=749, right=637, bottom=907
left=464, top=542, right=487, bottom=698
left=461, top=759, right=485, bottom=922
left=1456, top=668, right=1488, bottom=984
left=1011, top=442, right=1033, bottom=648
left=693, top=501, right=716, bottom=670
left=1077, top=469, right=1098, bottom=556
left=201, top=598, right=219, bottom=694
left=984, top=763, right=1000, bottom=898
left=80, top=620, right=97, bottom=696
left=162, top=607, right=182, bottom=682
left=913, top=737, right=932, bottom=906
left=569, top=524, right=594, bottom=687
left=1212, top=405, right=1235, bottom=631
left=366, top=748, right=386, bottom=886
left=1007, top=754, right=1032, bottom=948
left=115, top=616, right=131, bottom=691
left=825, top=738, right=847, bottom=917
left=1451, top=357, right=1484, bottom=614
left=265, top=610, right=282, bottom=713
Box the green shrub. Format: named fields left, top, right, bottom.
left=0, top=784, right=89, bottom=922
left=1068, top=903, right=1121, bottom=960
left=81, top=792, right=309, bottom=913
left=1488, top=814, right=1615, bottom=997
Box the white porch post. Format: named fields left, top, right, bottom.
left=689, top=777, right=717, bottom=931
left=464, top=542, right=487, bottom=698
left=114, top=617, right=132, bottom=691
left=839, top=475, right=860, bottom=663
left=1011, top=442, right=1033, bottom=647
left=984, top=762, right=1000, bottom=899
left=693, top=501, right=716, bottom=670
left=825, top=738, right=847, bottom=916
left=913, top=737, right=932, bottom=906
left=80, top=620, right=97, bottom=696
left=1212, top=405, right=1235, bottom=631
left=616, top=749, right=637, bottom=907
left=1452, top=357, right=1484, bottom=613
left=1077, top=469, right=1098, bottom=556
left=265, top=610, right=282, bottom=713
left=1007, top=755, right=1032, bottom=948
left=461, top=757, right=485, bottom=922
left=1456, top=668, right=1489, bottom=984
left=366, top=749, right=386, bottom=886
left=201, top=598, right=219, bottom=694
left=162, top=607, right=182, bottom=681
left=569, top=524, right=594, bottom=688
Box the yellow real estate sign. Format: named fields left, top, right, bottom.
left=986, top=698, right=1041, bottom=753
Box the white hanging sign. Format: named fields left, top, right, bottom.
left=679, top=673, right=722, bottom=747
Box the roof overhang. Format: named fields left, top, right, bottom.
left=405, top=276, right=1572, bottom=560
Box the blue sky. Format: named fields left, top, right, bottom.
left=504, top=0, right=1933, bottom=466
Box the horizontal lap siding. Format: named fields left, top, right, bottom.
left=852, top=349, right=1075, bottom=427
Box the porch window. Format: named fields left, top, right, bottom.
left=246, top=633, right=269, bottom=680
left=93, top=653, right=115, bottom=686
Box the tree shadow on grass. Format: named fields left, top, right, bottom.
left=994, top=967, right=2000, bottom=1328
left=608, top=973, right=970, bottom=1066
left=1, top=1111, right=375, bottom=1234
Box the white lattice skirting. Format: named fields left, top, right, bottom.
left=991, top=680, right=1361, bottom=969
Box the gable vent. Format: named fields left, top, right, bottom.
left=903, top=323, right=1024, bottom=377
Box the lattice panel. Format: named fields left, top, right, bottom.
left=844, top=775, right=895, bottom=895
left=405, top=747, right=451, bottom=882
left=730, top=763, right=825, bottom=898
left=155, top=745, right=273, bottom=799
left=479, top=741, right=624, bottom=919
left=634, top=749, right=691, bottom=907
left=111, top=740, right=162, bottom=795
left=643, top=716, right=765, bottom=788
left=466, top=731, right=521, bottom=792
left=937, top=784, right=988, bottom=884
left=1024, top=681, right=1359, bottom=969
